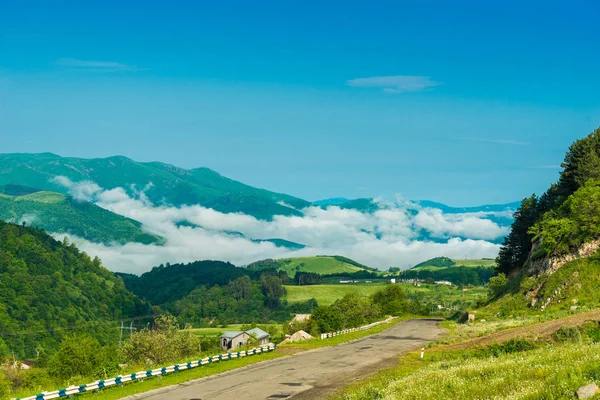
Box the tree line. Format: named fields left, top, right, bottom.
left=496, top=127, right=600, bottom=276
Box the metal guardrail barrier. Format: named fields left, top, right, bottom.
left=14, top=343, right=276, bottom=400
left=319, top=317, right=396, bottom=339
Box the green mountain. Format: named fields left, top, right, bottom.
left=0, top=184, right=161, bottom=245
left=247, top=255, right=376, bottom=277
left=0, top=221, right=150, bottom=359
left=0, top=153, right=310, bottom=220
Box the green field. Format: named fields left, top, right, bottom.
left=285, top=283, right=488, bottom=309
left=452, top=259, right=496, bottom=267
left=285, top=283, right=386, bottom=305
left=276, top=256, right=371, bottom=278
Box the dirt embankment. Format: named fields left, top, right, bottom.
left=440, top=310, right=600, bottom=351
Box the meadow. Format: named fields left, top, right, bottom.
left=277, top=256, right=368, bottom=278
left=284, top=283, right=488, bottom=309
left=332, top=341, right=600, bottom=400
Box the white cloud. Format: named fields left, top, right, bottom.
left=346, top=75, right=440, bottom=93
left=52, top=177, right=507, bottom=274
left=56, top=58, right=142, bottom=72
left=50, top=176, right=101, bottom=201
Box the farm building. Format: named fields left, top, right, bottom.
left=220, top=327, right=270, bottom=350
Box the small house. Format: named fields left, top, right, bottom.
left=220, top=328, right=270, bottom=350
left=245, top=327, right=271, bottom=346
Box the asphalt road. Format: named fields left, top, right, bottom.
left=126, top=319, right=443, bottom=400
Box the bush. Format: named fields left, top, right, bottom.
left=48, top=334, right=109, bottom=381
left=0, top=371, right=11, bottom=399
left=120, top=315, right=201, bottom=366
left=487, top=273, right=508, bottom=299
left=552, top=326, right=582, bottom=343
left=582, top=322, right=600, bottom=343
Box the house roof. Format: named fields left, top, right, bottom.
left=245, top=327, right=270, bottom=339
left=220, top=331, right=244, bottom=339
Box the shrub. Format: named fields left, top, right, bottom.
left=120, top=315, right=201, bottom=366
left=487, top=273, right=508, bottom=299
left=48, top=334, right=108, bottom=381
left=0, top=371, right=11, bottom=399
left=552, top=326, right=582, bottom=343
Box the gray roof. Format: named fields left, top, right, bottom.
left=220, top=331, right=244, bottom=339
left=245, top=327, right=270, bottom=339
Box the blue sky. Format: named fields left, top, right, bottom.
left=1, top=0, right=599, bottom=205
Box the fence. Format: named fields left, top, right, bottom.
left=319, top=316, right=397, bottom=339
left=14, top=343, right=276, bottom=400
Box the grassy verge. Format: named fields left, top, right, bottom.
left=15, top=351, right=284, bottom=400
left=332, top=320, right=600, bottom=399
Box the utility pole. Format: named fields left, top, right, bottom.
left=119, top=321, right=136, bottom=344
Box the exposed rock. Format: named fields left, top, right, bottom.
left=576, top=383, right=600, bottom=399
left=571, top=306, right=578, bottom=311
left=526, top=239, right=600, bottom=277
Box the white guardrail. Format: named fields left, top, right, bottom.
left=14, top=343, right=276, bottom=400
left=320, top=316, right=397, bottom=340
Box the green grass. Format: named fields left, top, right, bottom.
left=284, top=283, right=387, bottom=305
left=478, top=254, right=600, bottom=321
left=277, top=256, right=370, bottom=278
left=331, top=341, right=600, bottom=400
left=285, top=283, right=488, bottom=309
left=452, top=259, right=496, bottom=268
left=15, top=191, right=66, bottom=204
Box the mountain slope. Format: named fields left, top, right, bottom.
left=0, top=153, right=310, bottom=220
left=247, top=255, right=376, bottom=277
left=0, top=184, right=161, bottom=245
left=0, top=221, right=150, bottom=358
left=417, top=200, right=521, bottom=214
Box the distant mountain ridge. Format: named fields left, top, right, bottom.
left=0, top=153, right=309, bottom=220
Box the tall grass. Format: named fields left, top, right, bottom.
left=337, top=342, right=600, bottom=400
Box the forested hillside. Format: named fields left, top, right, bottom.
left=497, top=127, right=600, bottom=277
left=0, top=184, right=161, bottom=245
left=485, top=127, right=600, bottom=316
left=118, top=261, right=315, bottom=326
left=0, top=221, right=150, bottom=359
left=0, top=153, right=309, bottom=219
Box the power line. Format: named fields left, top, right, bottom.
left=0, top=315, right=154, bottom=337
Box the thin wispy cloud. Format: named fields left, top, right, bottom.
left=460, top=137, right=530, bottom=146
left=346, top=75, right=440, bottom=93
left=531, top=165, right=562, bottom=170
left=56, top=58, right=142, bottom=72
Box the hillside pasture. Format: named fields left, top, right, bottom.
left=277, top=256, right=369, bottom=278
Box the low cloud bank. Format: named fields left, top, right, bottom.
left=54, top=178, right=508, bottom=274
